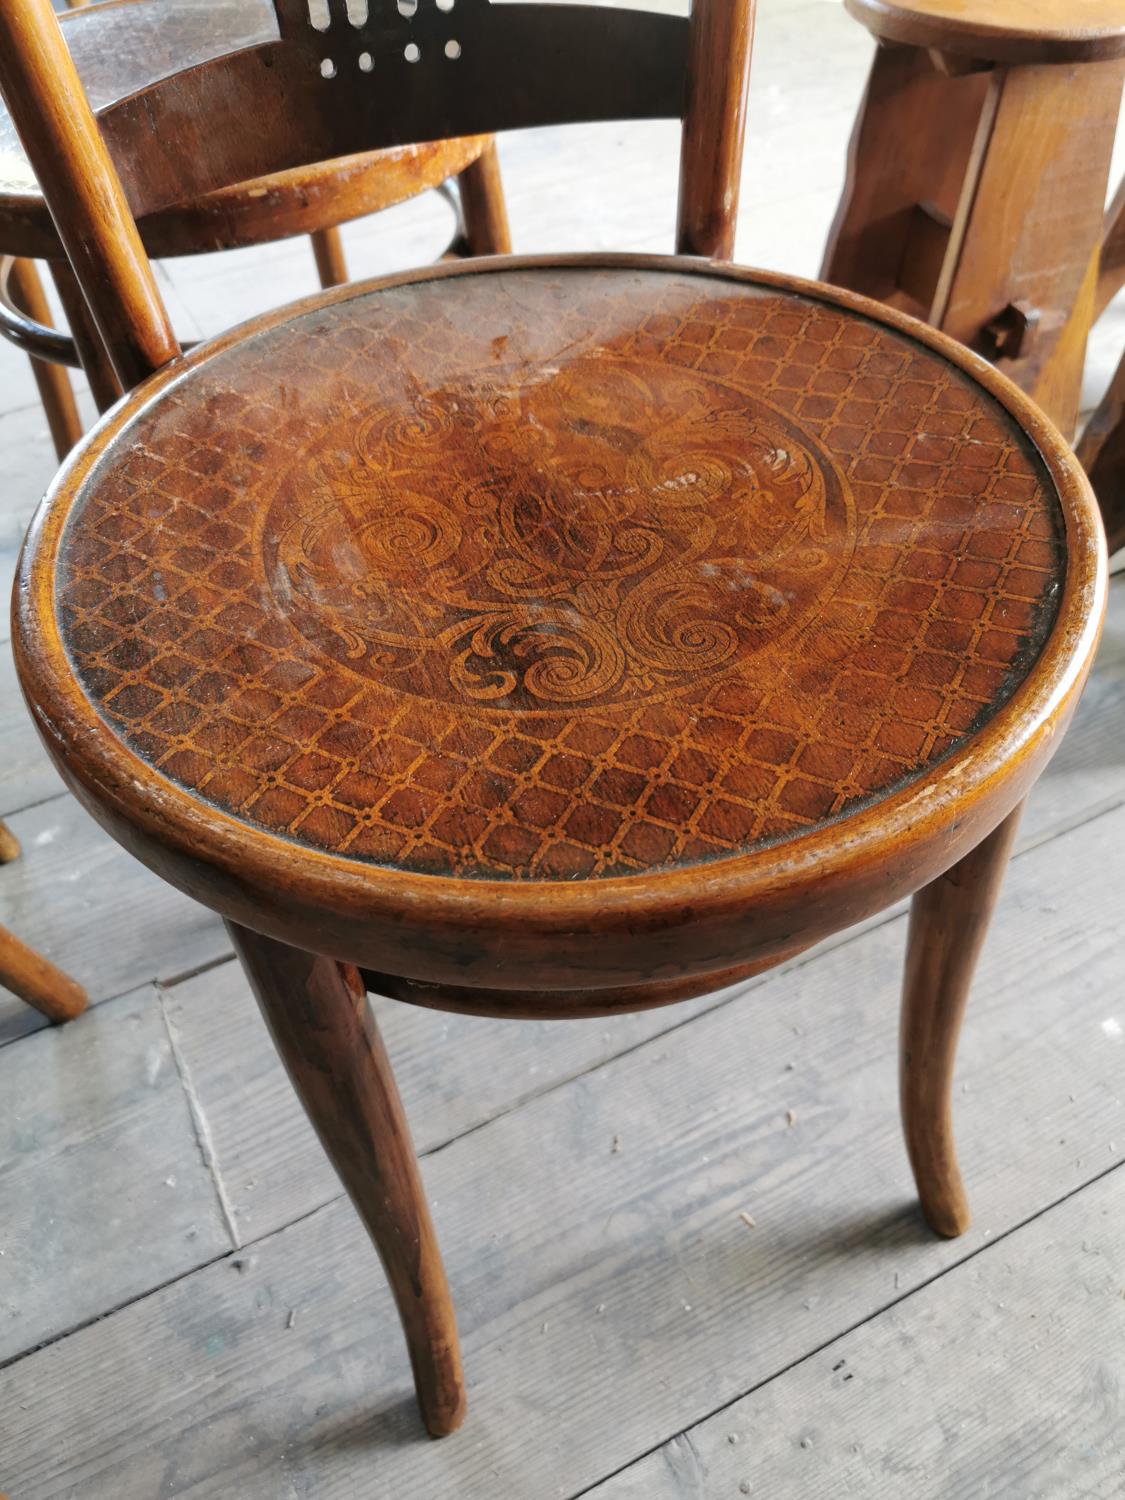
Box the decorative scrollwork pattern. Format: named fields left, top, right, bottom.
left=262, top=355, right=855, bottom=712
left=56, top=267, right=1066, bottom=880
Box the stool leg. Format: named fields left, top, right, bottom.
left=310, top=225, right=349, bottom=290
left=8, top=258, right=82, bottom=461
left=899, top=803, right=1022, bottom=1239
left=935, top=58, right=1125, bottom=436
left=1078, top=346, right=1125, bottom=555
left=821, top=45, right=989, bottom=309
left=227, top=922, right=466, bottom=1437
left=0, top=922, right=88, bottom=1023
left=456, top=141, right=512, bottom=256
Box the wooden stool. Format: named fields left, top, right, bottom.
left=0, top=0, right=509, bottom=459
left=822, top=0, right=1125, bottom=437
left=0, top=0, right=1106, bottom=1436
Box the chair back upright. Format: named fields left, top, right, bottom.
left=0, top=0, right=755, bottom=392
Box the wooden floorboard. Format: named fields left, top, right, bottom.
left=4, top=801, right=1125, bottom=1497
left=0, top=985, right=233, bottom=1364
left=588, top=1160, right=1125, bottom=1499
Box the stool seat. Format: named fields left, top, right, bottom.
left=15, top=256, right=1103, bottom=1005
left=845, top=0, right=1125, bottom=65
left=0, top=0, right=489, bottom=259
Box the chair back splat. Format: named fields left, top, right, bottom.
left=0, top=0, right=755, bottom=388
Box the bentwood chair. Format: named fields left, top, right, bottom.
left=0, top=0, right=1107, bottom=1436
left=0, top=0, right=509, bottom=461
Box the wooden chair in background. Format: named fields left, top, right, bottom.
left=0, top=0, right=506, bottom=1028
left=0, top=0, right=509, bottom=460
left=0, top=0, right=1107, bottom=1436
left=822, top=0, right=1125, bottom=443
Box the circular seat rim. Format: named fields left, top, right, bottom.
left=14, top=253, right=1107, bottom=989
left=843, top=0, right=1125, bottom=64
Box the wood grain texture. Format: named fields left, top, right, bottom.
left=0, top=984, right=233, bottom=1362
left=676, top=0, right=754, bottom=257
left=4, top=800, right=1125, bottom=1496
left=820, top=44, right=991, bottom=309
left=933, top=57, right=1125, bottom=435
left=845, top=0, right=1125, bottom=65
left=228, top=922, right=466, bottom=1437
left=824, top=37, right=1125, bottom=439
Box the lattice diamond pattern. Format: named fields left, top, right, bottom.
left=56, top=268, right=1065, bottom=880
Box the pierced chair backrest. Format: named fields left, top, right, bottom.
left=0, top=0, right=755, bottom=392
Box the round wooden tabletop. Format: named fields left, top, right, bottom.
left=845, top=0, right=1125, bottom=64
left=0, top=0, right=488, bottom=259
left=15, top=256, right=1105, bottom=999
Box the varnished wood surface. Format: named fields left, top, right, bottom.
left=0, top=0, right=179, bottom=390
left=822, top=38, right=1125, bottom=439
left=899, top=800, right=1022, bottom=1237
left=676, top=0, right=754, bottom=257
left=0, top=0, right=495, bottom=260
left=0, top=919, right=87, bottom=1021
left=14, top=256, right=1105, bottom=999
left=82, top=1, right=691, bottom=239
left=228, top=922, right=465, bottom=1436
left=845, top=0, right=1125, bottom=64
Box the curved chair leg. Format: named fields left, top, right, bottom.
left=226, top=922, right=466, bottom=1436
left=899, top=803, right=1023, bottom=1238
left=456, top=141, right=512, bottom=256
left=310, top=225, right=349, bottom=290
left=8, top=258, right=82, bottom=461
left=0, top=922, right=88, bottom=1022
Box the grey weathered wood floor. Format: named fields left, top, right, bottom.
left=4, top=1, right=1125, bottom=1494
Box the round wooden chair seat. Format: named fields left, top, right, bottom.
left=0, top=0, right=489, bottom=260
left=16, top=256, right=1103, bottom=1009
left=845, top=0, right=1125, bottom=64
